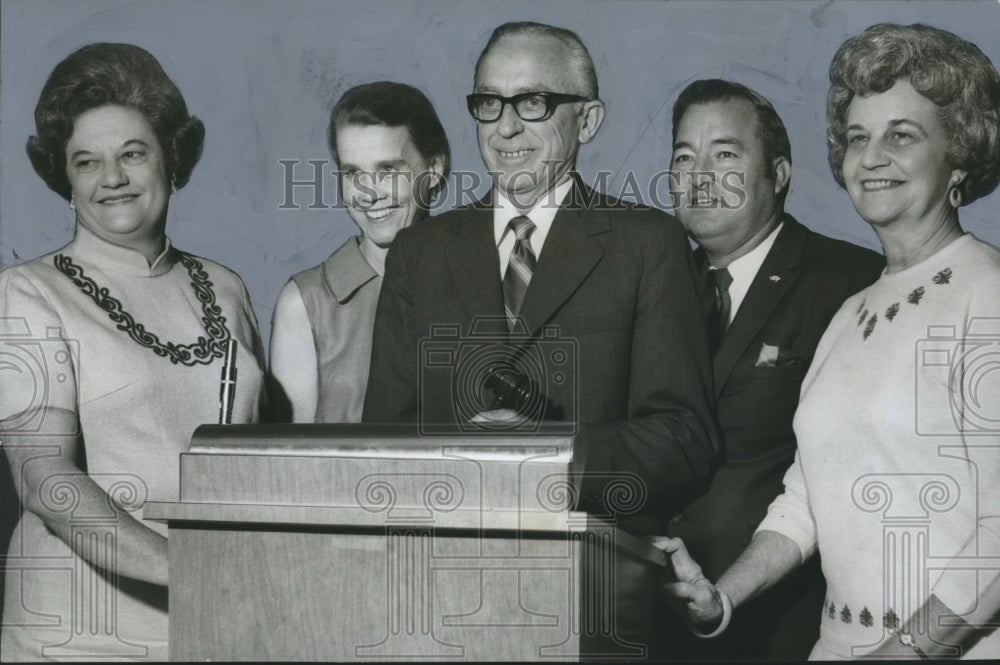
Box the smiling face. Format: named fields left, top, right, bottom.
left=474, top=33, right=603, bottom=210
left=336, top=123, right=442, bottom=248
left=842, top=79, right=963, bottom=231
left=65, top=105, right=170, bottom=259
left=671, top=99, right=789, bottom=266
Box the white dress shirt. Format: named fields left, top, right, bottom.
left=711, top=221, right=783, bottom=325
left=494, top=178, right=573, bottom=277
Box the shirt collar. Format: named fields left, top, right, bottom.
left=70, top=223, right=176, bottom=277
left=323, top=236, right=380, bottom=303
left=717, top=220, right=784, bottom=287
left=493, top=178, right=573, bottom=246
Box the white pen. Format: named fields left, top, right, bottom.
left=218, top=339, right=238, bottom=425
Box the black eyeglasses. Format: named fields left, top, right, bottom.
left=466, top=91, right=590, bottom=123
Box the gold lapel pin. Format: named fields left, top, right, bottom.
left=769, top=274, right=781, bottom=282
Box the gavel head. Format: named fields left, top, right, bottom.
left=484, top=365, right=533, bottom=411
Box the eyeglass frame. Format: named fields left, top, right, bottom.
left=466, top=91, right=592, bottom=123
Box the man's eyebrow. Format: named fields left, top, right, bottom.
left=710, top=137, right=744, bottom=148
left=472, top=85, right=551, bottom=95
left=672, top=137, right=745, bottom=150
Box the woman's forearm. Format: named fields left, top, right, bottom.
left=717, top=529, right=803, bottom=608
left=3, top=413, right=168, bottom=586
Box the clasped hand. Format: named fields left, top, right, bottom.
left=468, top=408, right=527, bottom=425
left=651, top=536, right=725, bottom=630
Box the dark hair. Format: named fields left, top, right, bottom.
left=328, top=81, right=451, bottom=196
left=27, top=43, right=204, bottom=201
left=474, top=22, right=598, bottom=99
left=828, top=23, right=1000, bottom=205
left=672, top=79, right=792, bottom=201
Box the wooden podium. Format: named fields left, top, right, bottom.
left=145, top=424, right=666, bottom=661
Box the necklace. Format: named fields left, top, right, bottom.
left=54, top=252, right=231, bottom=366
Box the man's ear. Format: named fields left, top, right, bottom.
left=772, top=156, right=791, bottom=196
left=426, top=156, right=446, bottom=199
left=578, top=99, right=606, bottom=144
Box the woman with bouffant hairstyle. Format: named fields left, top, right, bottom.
left=1, top=43, right=264, bottom=660
left=826, top=22, right=1000, bottom=207
left=660, top=24, right=1000, bottom=659
left=27, top=43, right=205, bottom=200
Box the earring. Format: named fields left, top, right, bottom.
left=69, top=193, right=76, bottom=211
left=170, top=176, right=177, bottom=195
left=949, top=184, right=963, bottom=208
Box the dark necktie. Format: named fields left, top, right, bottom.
left=711, top=267, right=733, bottom=348
left=502, top=215, right=536, bottom=332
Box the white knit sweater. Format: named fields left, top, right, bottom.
left=758, top=234, right=1000, bottom=659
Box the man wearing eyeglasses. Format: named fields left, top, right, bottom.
left=364, top=21, right=718, bottom=531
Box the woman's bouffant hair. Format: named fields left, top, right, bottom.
left=27, top=42, right=204, bottom=200
left=328, top=81, right=451, bottom=197
left=827, top=23, right=1000, bottom=206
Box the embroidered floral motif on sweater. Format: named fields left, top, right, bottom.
left=859, top=268, right=952, bottom=340
left=823, top=602, right=898, bottom=630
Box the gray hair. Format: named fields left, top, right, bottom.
left=474, top=21, right=598, bottom=99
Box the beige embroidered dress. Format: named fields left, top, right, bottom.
left=0, top=225, right=265, bottom=660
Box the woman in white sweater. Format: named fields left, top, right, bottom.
left=658, top=23, right=1000, bottom=659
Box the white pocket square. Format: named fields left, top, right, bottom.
left=755, top=343, right=780, bottom=367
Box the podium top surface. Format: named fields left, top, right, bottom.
left=189, top=423, right=575, bottom=461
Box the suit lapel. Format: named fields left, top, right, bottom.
left=713, top=216, right=806, bottom=394
left=517, top=182, right=607, bottom=335
left=445, top=200, right=506, bottom=331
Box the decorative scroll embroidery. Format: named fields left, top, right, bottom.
left=907, top=286, right=925, bottom=305
left=885, top=303, right=900, bottom=321
left=54, top=253, right=231, bottom=366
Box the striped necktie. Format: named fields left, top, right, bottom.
left=502, top=215, right=536, bottom=332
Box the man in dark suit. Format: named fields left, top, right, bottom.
left=363, top=22, right=719, bottom=529
left=659, top=79, right=885, bottom=658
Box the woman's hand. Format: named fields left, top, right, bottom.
left=651, top=536, right=725, bottom=629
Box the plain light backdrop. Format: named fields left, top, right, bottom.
left=2, top=0, right=998, bottom=350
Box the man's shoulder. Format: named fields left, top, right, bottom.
left=571, top=186, right=672, bottom=217
left=791, top=219, right=885, bottom=275
left=566, top=187, right=686, bottom=245
left=392, top=209, right=476, bottom=245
